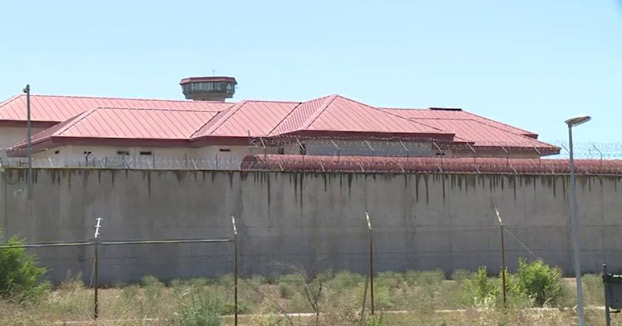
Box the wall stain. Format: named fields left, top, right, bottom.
left=299, top=173, right=304, bottom=210
left=172, top=170, right=186, bottom=184
left=146, top=171, right=152, bottom=198
left=67, top=170, right=72, bottom=190
left=441, top=175, right=446, bottom=203
left=322, top=173, right=328, bottom=192
left=424, top=174, right=429, bottom=204
left=293, top=173, right=298, bottom=203
left=347, top=174, right=353, bottom=197
left=267, top=174, right=271, bottom=209
left=414, top=174, right=420, bottom=203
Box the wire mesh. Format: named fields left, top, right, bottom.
left=1, top=137, right=622, bottom=174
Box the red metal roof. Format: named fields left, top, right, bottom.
left=383, top=108, right=537, bottom=137
left=192, top=100, right=299, bottom=139
left=381, top=107, right=550, bottom=150
left=19, top=107, right=218, bottom=149
left=242, top=155, right=622, bottom=175
left=270, top=95, right=453, bottom=138
left=2, top=93, right=559, bottom=155
left=0, top=94, right=231, bottom=123
left=269, top=95, right=333, bottom=136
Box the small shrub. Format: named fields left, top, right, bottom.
left=187, top=278, right=209, bottom=288
left=463, top=266, right=499, bottom=307
left=121, top=284, right=140, bottom=301
left=515, top=259, right=563, bottom=306
left=248, top=314, right=287, bottom=326
left=59, top=272, right=85, bottom=292
left=140, top=275, right=163, bottom=288
left=277, top=273, right=305, bottom=284
left=327, top=271, right=363, bottom=290
left=278, top=283, right=294, bottom=299
left=222, top=300, right=250, bottom=315
left=216, top=274, right=234, bottom=288
left=498, top=268, right=532, bottom=309
left=178, top=295, right=223, bottom=326
left=451, top=269, right=474, bottom=283
left=375, top=271, right=403, bottom=289
left=366, top=314, right=384, bottom=326
left=0, top=235, right=49, bottom=302
left=405, top=270, right=445, bottom=286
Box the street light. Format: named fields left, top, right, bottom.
left=565, top=114, right=591, bottom=326
left=23, top=85, right=32, bottom=199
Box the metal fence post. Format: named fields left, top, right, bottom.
left=93, top=217, right=102, bottom=320
left=604, top=264, right=611, bottom=326
left=232, top=216, right=238, bottom=326
left=495, top=207, right=507, bottom=307
left=365, top=211, right=374, bottom=315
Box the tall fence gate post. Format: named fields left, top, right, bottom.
left=232, top=215, right=238, bottom=326
left=93, top=217, right=102, bottom=320
left=366, top=211, right=374, bottom=315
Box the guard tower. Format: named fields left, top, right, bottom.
left=180, top=76, right=237, bottom=102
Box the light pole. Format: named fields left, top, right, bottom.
left=22, top=85, right=32, bottom=199
left=565, top=115, right=591, bottom=326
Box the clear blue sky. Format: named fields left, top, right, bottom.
left=1, top=0, right=620, bottom=145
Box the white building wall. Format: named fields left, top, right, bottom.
left=281, top=139, right=437, bottom=157
left=0, top=126, right=47, bottom=149
left=30, top=145, right=253, bottom=169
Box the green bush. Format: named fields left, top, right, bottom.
left=450, top=269, right=474, bottom=284
left=463, top=266, right=499, bottom=307
left=178, top=295, right=223, bottom=326
left=328, top=271, right=363, bottom=290
left=404, top=270, right=445, bottom=286
left=278, top=282, right=294, bottom=299
left=140, top=275, right=163, bottom=288
left=0, top=233, right=49, bottom=302
left=515, top=259, right=563, bottom=306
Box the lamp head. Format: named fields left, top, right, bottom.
left=565, top=115, right=591, bottom=127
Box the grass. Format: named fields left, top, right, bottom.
left=0, top=271, right=615, bottom=325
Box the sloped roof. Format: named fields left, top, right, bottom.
left=192, top=100, right=299, bottom=139
left=383, top=108, right=537, bottom=137
left=0, top=94, right=231, bottom=123
left=2, top=93, right=559, bottom=156
left=269, top=95, right=453, bottom=138
left=16, top=107, right=218, bottom=149
left=383, top=108, right=546, bottom=148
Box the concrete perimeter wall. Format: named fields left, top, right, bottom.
left=0, top=168, right=620, bottom=284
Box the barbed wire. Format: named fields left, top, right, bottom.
left=1, top=136, right=621, bottom=172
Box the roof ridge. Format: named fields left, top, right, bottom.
left=267, top=101, right=304, bottom=136
left=242, top=99, right=300, bottom=104
left=189, top=110, right=228, bottom=138
left=92, top=106, right=221, bottom=113
left=337, top=96, right=454, bottom=136
left=0, top=94, right=23, bottom=108
left=55, top=108, right=100, bottom=136
left=196, top=100, right=249, bottom=137
left=460, top=109, right=537, bottom=136
left=299, top=94, right=339, bottom=130
left=375, top=107, right=454, bottom=136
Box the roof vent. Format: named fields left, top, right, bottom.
left=180, top=76, right=237, bottom=102
left=429, top=107, right=462, bottom=111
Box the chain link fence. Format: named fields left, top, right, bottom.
left=1, top=137, right=622, bottom=171
left=1, top=212, right=618, bottom=325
